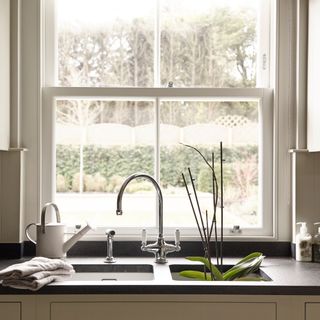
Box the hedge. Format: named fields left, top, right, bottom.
left=56, top=144, right=258, bottom=193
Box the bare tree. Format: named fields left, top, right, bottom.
left=57, top=100, right=102, bottom=192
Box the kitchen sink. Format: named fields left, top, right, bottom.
left=169, top=264, right=272, bottom=281
left=70, top=264, right=154, bottom=281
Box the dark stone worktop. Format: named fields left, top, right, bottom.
left=0, top=257, right=319, bottom=295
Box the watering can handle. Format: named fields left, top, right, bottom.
left=25, top=223, right=37, bottom=244
left=41, top=202, right=61, bottom=234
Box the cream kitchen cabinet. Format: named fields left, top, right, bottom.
left=1, top=293, right=320, bottom=320
left=49, top=301, right=276, bottom=320
left=0, top=302, right=20, bottom=320
left=0, top=296, right=36, bottom=320
left=306, top=303, right=320, bottom=320
left=36, top=295, right=280, bottom=320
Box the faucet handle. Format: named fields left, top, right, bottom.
left=175, top=229, right=180, bottom=246
left=141, top=229, right=147, bottom=245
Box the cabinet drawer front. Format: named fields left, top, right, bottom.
left=0, top=302, right=21, bottom=320
left=306, top=303, right=320, bottom=320
left=51, top=301, right=276, bottom=320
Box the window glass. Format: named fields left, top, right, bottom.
left=57, top=0, right=263, bottom=88
left=160, top=0, right=259, bottom=87
left=160, top=100, right=260, bottom=228
left=51, top=0, right=272, bottom=235
left=57, top=0, right=155, bottom=87
left=55, top=99, right=156, bottom=227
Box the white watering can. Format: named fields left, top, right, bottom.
left=25, top=202, right=93, bottom=258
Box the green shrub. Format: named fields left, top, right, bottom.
left=56, top=174, right=68, bottom=192
left=105, top=175, right=124, bottom=193
left=84, top=174, right=95, bottom=192
left=93, top=173, right=107, bottom=192
left=198, top=166, right=212, bottom=193
left=125, top=180, right=153, bottom=193
left=56, top=144, right=258, bottom=193
left=72, top=172, right=81, bottom=192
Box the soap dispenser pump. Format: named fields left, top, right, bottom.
left=313, top=222, right=320, bottom=262
left=296, top=222, right=312, bottom=261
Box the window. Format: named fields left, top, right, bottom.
left=43, top=0, right=274, bottom=238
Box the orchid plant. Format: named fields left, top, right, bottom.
left=181, top=143, right=268, bottom=281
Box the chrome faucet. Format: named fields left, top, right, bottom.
left=105, top=229, right=116, bottom=263
left=116, top=173, right=181, bottom=264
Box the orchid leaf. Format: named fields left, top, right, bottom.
left=234, top=276, right=267, bottom=281
left=235, top=252, right=263, bottom=265
left=185, top=256, right=223, bottom=280
left=179, top=270, right=212, bottom=281
left=223, top=255, right=264, bottom=281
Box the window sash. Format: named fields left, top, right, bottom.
left=42, top=0, right=274, bottom=239
left=44, top=0, right=272, bottom=89
left=42, top=87, right=273, bottom=238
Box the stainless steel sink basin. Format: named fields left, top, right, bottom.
left=169, top=264, right=271, bottom=281
left=70, top=264, right=154, bottom=281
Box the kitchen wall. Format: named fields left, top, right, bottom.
left=0, top=0, right=10, bottom=151
left=1, top=0, right=318, bottom=246
left=292, top=153, right=320, bottom=241
left=0, top=150, right=24, bottom=243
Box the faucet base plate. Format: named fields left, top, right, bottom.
left=104, top=257, right=116, bottom=264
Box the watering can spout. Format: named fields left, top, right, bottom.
left=63, top=222, right=93, bottom=254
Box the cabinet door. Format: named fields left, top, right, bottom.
left=51, top=301, right=276, bottom=320
left=0, top=302, right=21, bottom=320
left=306, top=303, right=320, bottom=320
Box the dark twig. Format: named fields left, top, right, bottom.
left=188, top=168, right=208, bottom=246
left=181, top=173, right=206, bottom=248
left=182, top=172, right=209, bottom=280
left=182, top=143, right=225, bottom=280
left=180, top=143, right=213, bottom=171
left=205, top=210, right=214, bottom=280
left=220, top=142, right=224, bottom=266
left=210, top=152, right=219, bottom=265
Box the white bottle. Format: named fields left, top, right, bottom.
left=296, top=222, right=312, bottom=261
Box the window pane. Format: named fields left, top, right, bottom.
left=57, top=0, right=154, bottom=87
left=56, top=0, right=269, bottom=88
left=160, top=0, right=262, bottom=87
left=160, top=100, right=260, bottom=228
left=55, top=99, right=155, bottom=227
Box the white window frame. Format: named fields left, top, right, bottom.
left=38, top=0, right=278, bottom=240
left=42, top=87, right=273, bottom=239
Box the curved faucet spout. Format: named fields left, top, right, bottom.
left=116, top=173, right=163, bottom=237
left=116, top=172, right=181, bottom=263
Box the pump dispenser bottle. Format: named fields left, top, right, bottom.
left=313, top=222, right=320, bottom=262
left=296, top=222, right=312, bottom=261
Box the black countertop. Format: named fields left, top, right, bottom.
left=0, top=257, right=320, bottom=295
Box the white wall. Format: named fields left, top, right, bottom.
left=0, top=0, right=314, bottom=244
left=0, top=0, right=10, bottom=151
left=292, top=152, right=320, bottom=242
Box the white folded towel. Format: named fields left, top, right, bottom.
left=1, top=268, right=74, bottom=291
left=0, top=257, right=74, bottom=291
left=0, top=257, right=74, bottom=280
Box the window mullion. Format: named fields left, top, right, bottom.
left=154, top=0, right=161, bottom=231
left=154, top=0, right=161, bottom=87
left=155, top=96, right=160, bottom=231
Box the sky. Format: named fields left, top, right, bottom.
left=57, top=0, right=260, bottom=27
